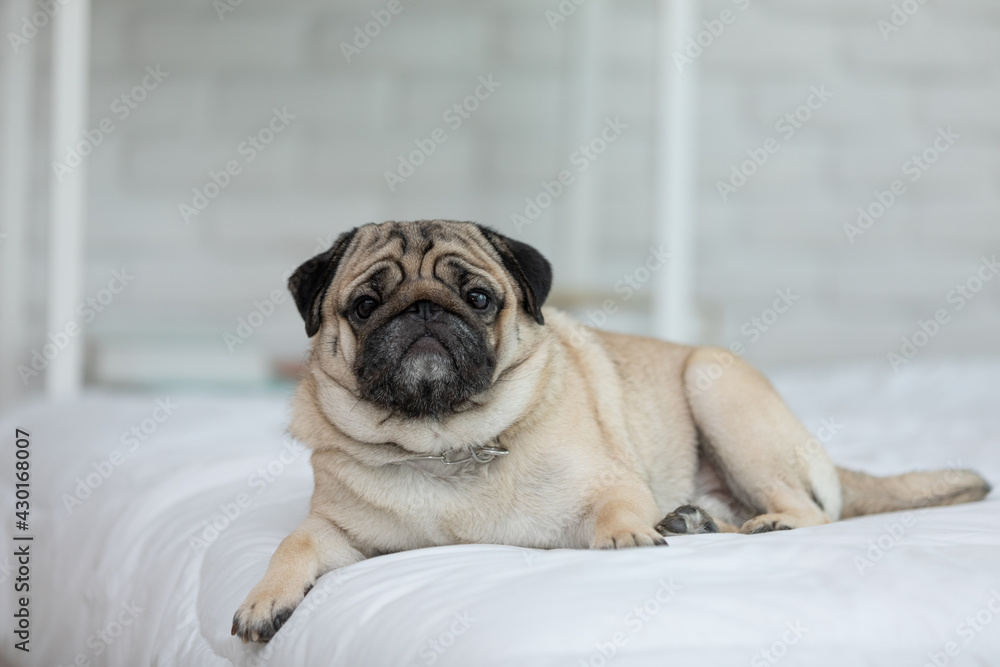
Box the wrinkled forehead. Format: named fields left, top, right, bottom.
left=333, top=222, right=505, bottom=297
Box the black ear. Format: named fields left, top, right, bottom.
left=288, top=228, right=359, bottom=337
left=476, top=225, right=552, bottom=325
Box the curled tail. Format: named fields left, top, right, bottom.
left=837, top=467, right=991, bottom=519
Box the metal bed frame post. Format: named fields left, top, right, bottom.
left=0, top=0, right=38, bottom=407
left=652, top=0, right=700, bottom=344
left=45, top=0, right=92, bottom=398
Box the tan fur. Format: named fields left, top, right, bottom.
left=837, top=467, right=991, bottom=519
left=233, top=220, right=991, bottom=642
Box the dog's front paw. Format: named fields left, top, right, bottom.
left=591, top=523, right=667, bottom=549
left=232, top=580, right=312, bottom=643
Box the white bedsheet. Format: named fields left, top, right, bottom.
left=2, top=360, right=999, bottom=667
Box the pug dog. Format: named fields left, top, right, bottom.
left=233, top=219, right=990, bottom=642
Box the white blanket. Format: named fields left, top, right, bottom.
left=2, top=360, right=999, bottom=667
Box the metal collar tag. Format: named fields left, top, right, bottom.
left=407, top=444, right=509, bottom=465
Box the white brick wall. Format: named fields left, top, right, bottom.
left=695, top=0, right=1000, bottom=367
left=4, top=0, right=999, bottom=396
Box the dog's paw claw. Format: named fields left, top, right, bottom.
left=272, top=608, right=293, bottom=632
left=232, top=583, right=309, bottom=643
left=592, top=526, right=668, bottom=549
left=742, top=518, right=794, bottom=534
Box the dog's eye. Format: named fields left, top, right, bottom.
left=354, top=296, right=378, bottom=319
left=466, top=290, right=491, bottom=310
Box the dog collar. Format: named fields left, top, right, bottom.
left=405, top=444, right=509, bottom=465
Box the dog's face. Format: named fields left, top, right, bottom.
left=288, top=221, right=552, bottom=418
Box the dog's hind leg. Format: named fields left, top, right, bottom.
left=682, top=347, right=842, bottom=535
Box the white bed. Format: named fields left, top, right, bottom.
left=3, top=360, right=999, bottom=667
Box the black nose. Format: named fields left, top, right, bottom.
left=403, top=300, right=444, bottom=321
